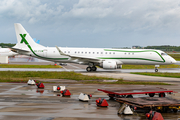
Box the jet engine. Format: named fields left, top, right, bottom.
left=102, top=61, right=117, bottom=69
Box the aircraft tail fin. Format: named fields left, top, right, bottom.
left=13, top=23, right=45, bottom=50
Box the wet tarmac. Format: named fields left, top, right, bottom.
left=0, top=82, right=179, bottom=120
left=1, top=61, right=180, bottom=119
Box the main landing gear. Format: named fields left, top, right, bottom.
left=86, top=66, right=97, bottom=72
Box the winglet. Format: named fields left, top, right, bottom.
left=55, top=46, right=69, bottom=56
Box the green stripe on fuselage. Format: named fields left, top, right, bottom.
left=100, top=49, right=165, bottom=63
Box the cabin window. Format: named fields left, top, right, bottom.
left=75, top=51, right=76, bottom=53
left=128, top=53, right=130, bottom=55
left=125, top=53, right=126, bottom=55
left=101, top=52, right=103, bottom=54
left=85, top=52, right=87, bottom=54
left=64, top=51, right=66, bottom=53
left=78, top=52, right=80, bottom=54
left=93, top=52, right=95, bottom=54
left=132, top=53, right=134, bottom=55
left=161, top=53, right=167, bottom=56
left=82, top=52, right=83, bottom=54
left=97, top=52, right=99, bottom=54
left=68, top=51, right=70, bottom=53
left=109, top=52, right=111, bottom=54
left=105, top=52, right=107, bottom=54
left=113, top=52, right=115, bottom=54
left=89, top=52, right=91, bottom=54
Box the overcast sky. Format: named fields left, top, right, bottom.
left=1, top=0, right=180, bottom=48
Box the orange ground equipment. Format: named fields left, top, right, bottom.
left=96, top=98, right=109, bottom=107
left=57, top=86, right=60, bottom=90
left=36, top=82, right=44, bottom=89
left=146, top=111, right=164, bottom=120
left=61, top=89, right=71, bottom=97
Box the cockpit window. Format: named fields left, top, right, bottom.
left=161, top=53, right=167, bottom=55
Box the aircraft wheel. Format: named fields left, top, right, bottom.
left=126, top=95, right=133, bottom=98
left=86, top=67, right=92, bottom=72
left=155, top=69, right=158, bottom=72
left=149, top=93, right=155, bottom=97
left=121, top=95, right=126, bottom=98
left=162, top=106, right=168, bottom=112
left=173, top=109, right=178, bottom=113
left=159, top=93, right=165, bottom=97
left=91, top=66, right=97, bottom=71
left=109, top=97, right=114, bottom=100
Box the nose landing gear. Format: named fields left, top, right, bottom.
left=155, top=65, right=159, bottom=72
left=155, top=68, right=158, bottom=72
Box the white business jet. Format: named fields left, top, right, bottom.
left=0, top=47, right=17, bottom=57
left=11, top=23, right=176, bottom=72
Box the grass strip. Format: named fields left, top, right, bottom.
left=131, top=72, right=180, bottom=78
left=0, top=64, right=62, bottom=68
left=1, top=64, right=179, bottom=69
left=0, top=71, right=168, bottom=85
left=82, top=80, right=169, bottom=85
left=168, top=54, right=180, bottom=61
left=0, top=71, right=118, bottom=81
left=121, top=64, right=179, bottom=69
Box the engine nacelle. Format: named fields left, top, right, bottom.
left=102, top=61, right=117, bottom=69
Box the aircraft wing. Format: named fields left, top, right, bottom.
left=10, top=47, right=30, bottom=53
left=55, top=46, right=102, bottom=63
left=68, top=55, right=101, bottom=63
